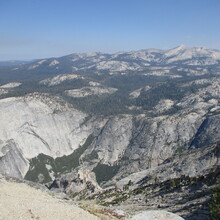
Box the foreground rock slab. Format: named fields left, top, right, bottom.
left=131, top=210, right=184, bottom=220
left=0, top=175, right=99, bottom=220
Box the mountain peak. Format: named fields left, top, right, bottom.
left=164, top=45, right=187, bottom=57
left=176, top=45, right=186, bottom=50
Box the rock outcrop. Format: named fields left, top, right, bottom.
left=0, top=93, right=104, bottom=178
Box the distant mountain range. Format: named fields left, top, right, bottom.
left=11, top=45, right=220, bottom=72
left=0, top=60, right=32, bottom=66
left=0, top=45, right=220, bottom=83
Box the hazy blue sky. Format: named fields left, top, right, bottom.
left=0, top=0, right=220, bottom=60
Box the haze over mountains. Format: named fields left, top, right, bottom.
left=0, top=46, right=220, bottom=219
left=1, top=45, right=220, bottom=82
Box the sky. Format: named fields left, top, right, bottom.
left=0, top=0, right=220, bottom=60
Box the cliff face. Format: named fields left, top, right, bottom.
left=0, top=94, right=105, bottom=178
left=76, top=77, right=220, bottom=184
left=1, top=76, right=220, bottom=184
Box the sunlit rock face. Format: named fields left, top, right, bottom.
left=0, top=93, right=105, bottom=178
